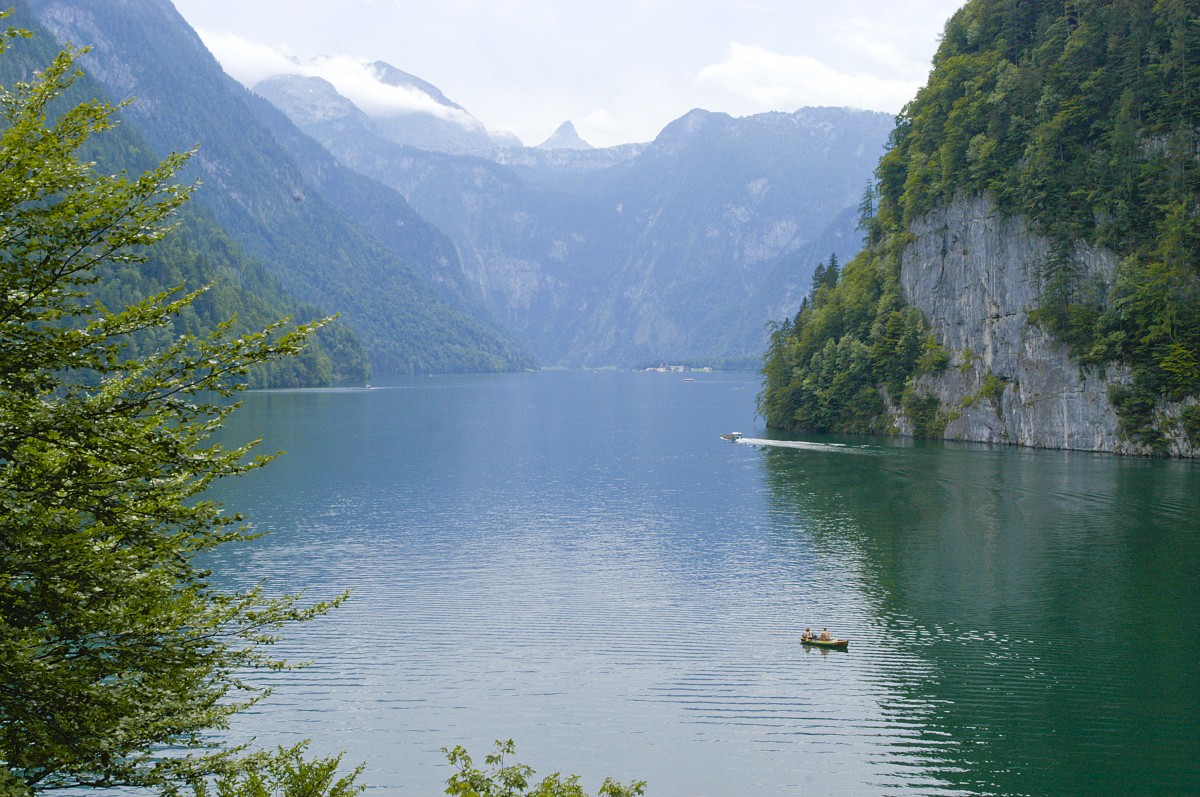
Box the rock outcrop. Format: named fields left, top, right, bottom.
left=898, top=194, right=1197, bottom=456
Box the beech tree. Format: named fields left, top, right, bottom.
left=0, top=24, right=350, bottom=794
left=443, top=741, right=646, bottom=797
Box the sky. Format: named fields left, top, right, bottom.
left=168, top=0, right=967, bottom=149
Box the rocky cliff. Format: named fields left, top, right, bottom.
left=759, top=0, right=1200, bottom=458
left=898, top=194, right=1198, bottom=457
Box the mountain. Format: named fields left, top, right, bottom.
left=538, top=121, right=592, bottom=151
left=361, top=60, right=503, bottom=154
left=247, top=75, right=487, bottom=315
left=560, top=107, right=893, bottom=368
left=0, top=9, right=369, bottom=387
left=760, top=0, right=1200, bottom=457
left=257, top=59, right=512, bottom=155
left=18, top=0, right=535, bottom=376
left=258, top=72, right=895, bottom=367
left=20, top=0, right=895, bottom=373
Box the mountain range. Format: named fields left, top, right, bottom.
left=15, top=0, right=894, bottom=374
left=256, top=71, right=894, bottom=366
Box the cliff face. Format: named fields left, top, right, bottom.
left=898, top=194, right=1197, bottom=457
left=759, top=2, right=1200, bottom=457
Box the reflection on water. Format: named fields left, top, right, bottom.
left=762, top=439, right=1200, bottom=797
left=207, top=372, right=1199, bottom=797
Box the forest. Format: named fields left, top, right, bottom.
left=0, top=18, right=371, bottom=388
left=760, top=0, right=1200, bottom=451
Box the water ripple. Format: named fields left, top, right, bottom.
left=207, top=373, right=1200, bottom=797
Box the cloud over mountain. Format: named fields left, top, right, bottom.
left=696, top=43, right=921, bottom=114
left=197, top=29, right=480, bottom=130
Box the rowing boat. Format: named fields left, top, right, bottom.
left=801, top=637, right=848, bottom=649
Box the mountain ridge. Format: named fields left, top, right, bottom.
left=19, top=0, right=535, bottom=375
left=23, top=0, right=897, bottom=373
left=257, top=72, right=895, bottom=367
left=0, top=2, right=372, bottom=387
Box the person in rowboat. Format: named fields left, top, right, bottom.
left=802, top=627, right=813, bottom=641
left=819, top=628, right=831, bottom=641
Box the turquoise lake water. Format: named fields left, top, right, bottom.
left=209, top=370, right=1199, bottom=797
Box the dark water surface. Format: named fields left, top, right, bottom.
left=209, top=371, right=1199, bottom=797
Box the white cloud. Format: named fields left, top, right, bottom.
left=177, top=0, right=967, bottom=147
left=196, top=29, right=482, bottom=130
left=199, top=29, right=297, bottom=87
left=579, top=108, right=621, bottom=140
left=833, top=16, right=924, bottom=75
left=696, top=42, right=923, bottom=114
left=308, top=56, right=478, bottom=127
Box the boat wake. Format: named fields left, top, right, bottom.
left=734, top=437, right=876, bottom=454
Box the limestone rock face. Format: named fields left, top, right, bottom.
left=898, top=194, right=1196, bottom=456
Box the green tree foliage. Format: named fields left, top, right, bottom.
left=182, top=744, right=364, bottom=797
left=763, top=0, right=1200, bottom=443
left=758, top=248, right=930, bottom=434
left=443, top=741, right=646, bottom=797
left=102, top=206, right=371, bottom=389
left=0, top=9, right=369, bottom=389
left=881, top=0, right=1200, bottom=430
left=10, top=1, right=535, bottom=377
left=0, top=28, right=352, bottom=792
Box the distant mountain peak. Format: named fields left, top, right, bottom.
left=255, top=57, right=496, bottom=154
left=537, top=121, right=592, bottom=151
left=367, top=60, right=464, bottom=112
left=254, top=74, right=363, bottom=124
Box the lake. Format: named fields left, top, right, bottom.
left=209, top=370, right=1199, bottom=797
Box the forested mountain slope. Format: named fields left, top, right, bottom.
left=761, top=0, right=1200, bottom=456
left=0, top=14, right=368, bottom=387
left=18, top=0, right=534, bottom=376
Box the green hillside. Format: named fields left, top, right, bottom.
left=761, top=0, right=1200, bottom=450
left=0, top=19, right=369, bottom=388
left=17, top=0, right=535, bottom=376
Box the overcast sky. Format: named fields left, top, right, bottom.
left=169, top=0, right=966, bottom=149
